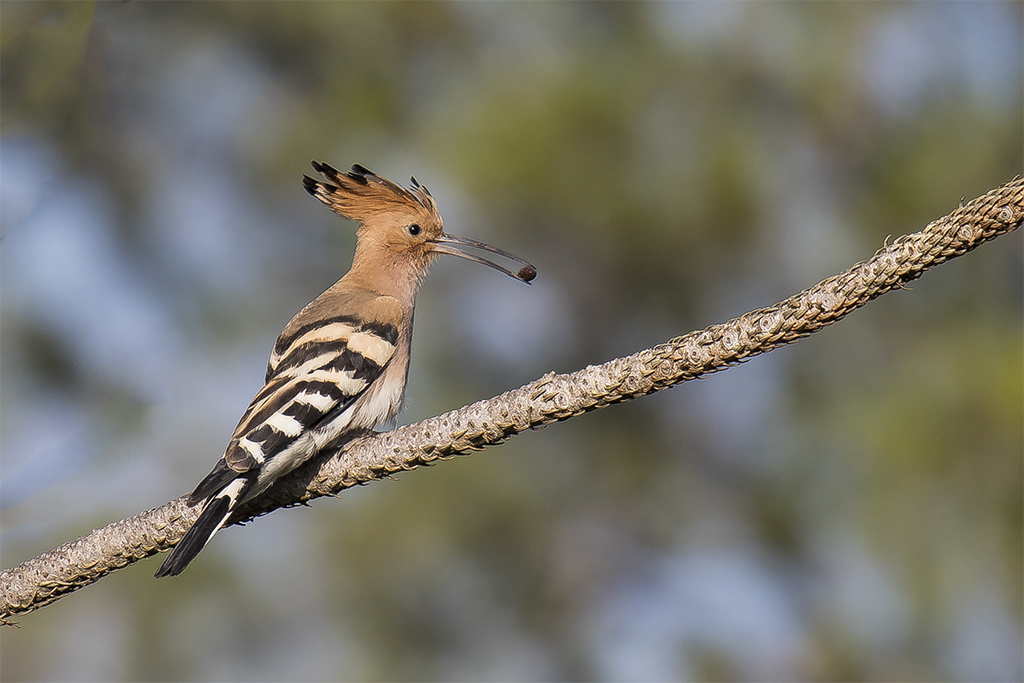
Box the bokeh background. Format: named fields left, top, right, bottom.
left=1, top=2, right=1021, bottom=681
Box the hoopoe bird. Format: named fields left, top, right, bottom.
left=155, top=162, right=535, bottom=578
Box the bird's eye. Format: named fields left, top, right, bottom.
left=407, top=224, right=421, bottom=236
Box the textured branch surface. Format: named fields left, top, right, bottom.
left=3, top=177, right=1021, bottom=623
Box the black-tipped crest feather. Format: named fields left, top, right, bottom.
left=349, top=163, right=374, bottom=182
left=302, top=174, right=321, bottom=198
left=304, top=160, right=439, bottom=221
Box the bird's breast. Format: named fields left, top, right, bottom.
left=349, top=334, right=411, bottom=429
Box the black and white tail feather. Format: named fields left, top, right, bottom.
left=154, top=472, right=254, bottom=578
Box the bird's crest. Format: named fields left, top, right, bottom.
left=303, top=161, right=438, bottom=223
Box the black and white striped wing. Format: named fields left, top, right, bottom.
left=189, top=315, right=399, bottom=503
left=155, top=314, right=399, bottom=579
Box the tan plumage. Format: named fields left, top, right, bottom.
left=155, top=162, right=535, bottom=578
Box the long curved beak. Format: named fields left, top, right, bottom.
left=430, top=233, right=537, bottom=284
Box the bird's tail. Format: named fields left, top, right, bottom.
left=154, top=476, right=251, bottom=578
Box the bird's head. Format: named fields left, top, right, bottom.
left=303, top=162, right=536, bottom=287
